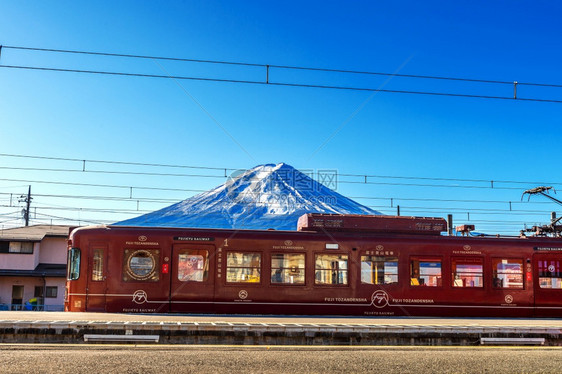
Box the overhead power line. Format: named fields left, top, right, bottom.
left=0, top=165, right=227, bottom=179
left=0, top=204, right=153, bottom=215
left=1, top=64, right=562, bottom=104
left=0, top=173, right=546, bottom=192
left=0, top=152, right=231, bottom=172
left=32, top=211, right=112, bottom=225
left=0, top=165, right=538, bottom=191
left=1, top=152, right=558, bottom=233
left=0, top=192, right=180, bottom=204
left=0, top=177, right=207, bottom=194
left=0, top=191, right=555, bottom=206
left=1, top=200, right=554, bottom=217
left=3, top=45, right=562, bottom=88
left=2, top=153, right=562, bottom=187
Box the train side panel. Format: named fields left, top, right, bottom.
left=65, top=225, right=562, bottom=317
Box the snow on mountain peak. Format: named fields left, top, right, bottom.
left=115, top=163, right=380, bottom=230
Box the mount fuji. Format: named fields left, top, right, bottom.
left=115, top=163, right=380, bottom=230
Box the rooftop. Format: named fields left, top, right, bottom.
left=0, top=225, right=74, bottom=241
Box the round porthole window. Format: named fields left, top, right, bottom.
left=124, top=249, right=158, bottom=281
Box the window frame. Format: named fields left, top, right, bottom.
left=492, top=257, right=524, bottom=289
left=122, top=248, right=160, bottom=282
left=270, top=253, right=306, bottom=285
left=451, top=257, right=484, bottom=288
left=45, top=286, right=57, bottom=298
left=360, top=255, right=399, bottom=285
left=314, top=253, right=349, bottom=286
left=0, top=241, right=34, bottom=254
left=225, top=251, right=262, bottom=284
left=67, top=248, right=81, bottom=281
left=410, top=257, right=442, bottom=287
left=91, top=248, right=104, bottom=282
left=537, top=259, right=562, bottom=289
left=177, top=249, right=209, bottom=283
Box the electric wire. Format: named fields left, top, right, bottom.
left=0, top=166, right=227, bottom=179
left=3, top=204, right=553, bottom=217
left=2, top=153, right=561, bottom=187
left=0, top=177, right=208, bottom=193
left=1, top=164, right=561, bottom=192
left=1, top=64, right=562, bottom=104
left=32, top=211, right=112, bottom=225
left=0, top=165, right=541, bottom=190
left=0, top=191, right=556, bottom=207
left=0, top=50, right=560, bottom=229
left=3, top=45, right=562, bottom=88
left=1, top=155, right=559, bottom=232
left=0, top=205, right=153, bottom=215
left=0, top=152, right=231, bottom=172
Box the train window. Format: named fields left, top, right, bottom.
left=226, top=252, right=261, bottom=283
left=315, top=254, right=348, bottom=285
left=361, top=256, right=398, bottom=284
left=271, top=253, right=305, bottom=284
left=410, top=258, right=442, bottom=287
left=492, top=258, right=523, bottom=289
left=178, top=250, right=208, bottom=282
left=123, top=249, right=160, bottom=282
left=67, top=248, right=80, bottom=280
left=538, top=260, right=562, bottom=289
left=452, top=258, right=483, bottom=288
left=92, top=249, right=104, bottom=281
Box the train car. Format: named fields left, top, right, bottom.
left=64, top=214, right=562, bottom=317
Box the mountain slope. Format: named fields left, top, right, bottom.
left=115, top=163, right=380, bottom=230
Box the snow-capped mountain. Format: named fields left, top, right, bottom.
left=115, top=163, right=380, bottom=230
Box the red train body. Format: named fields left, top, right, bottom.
left=65, top=214, right=562, bottom=317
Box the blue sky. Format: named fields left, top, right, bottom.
left=0, top=1, right=561, bottom=233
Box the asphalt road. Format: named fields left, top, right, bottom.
left=1, top=345, right=561, bottom=374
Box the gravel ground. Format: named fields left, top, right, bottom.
left=1, top=345, right=561, bottom=374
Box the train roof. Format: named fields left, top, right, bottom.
left=297, top=214, right=447, bottom=235
left=71, top=215, right=447, bottom=237
left=68, top=214, right=562, bottom=247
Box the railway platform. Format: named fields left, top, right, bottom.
left=1, top=311, right=562, bottom=345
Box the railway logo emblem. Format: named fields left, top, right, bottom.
left=376, top=245, right=384, bottom=251
left=505, top=294, right=513, bottom=304
left=238, top=290, right=248, bottom=300
left=138, top=236, right=147, bottom=242
left=132, top=290, right=148, bottom=304
left=463, top=245, right=471, bottom=251
left=548, top=265, right=556, bottom=273
left=284, top=240, right=293, bottom=246
left=371, top=290, right=389, bottom=308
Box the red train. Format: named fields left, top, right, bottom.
left=65, top=214, right=562, bottom=317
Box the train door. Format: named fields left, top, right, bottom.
left=169, top=244, right=215, bottom=313
left=533, top=253, right=562, bottom=317
left=86, top=243, right=108, bottom=311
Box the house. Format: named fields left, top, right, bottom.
left=0, top=225, right=73, bottom=311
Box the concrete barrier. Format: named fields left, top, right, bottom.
left=1, top=318, right=561, bottom=345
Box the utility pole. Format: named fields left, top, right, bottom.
left=19, top=185, right=32, bottom=226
